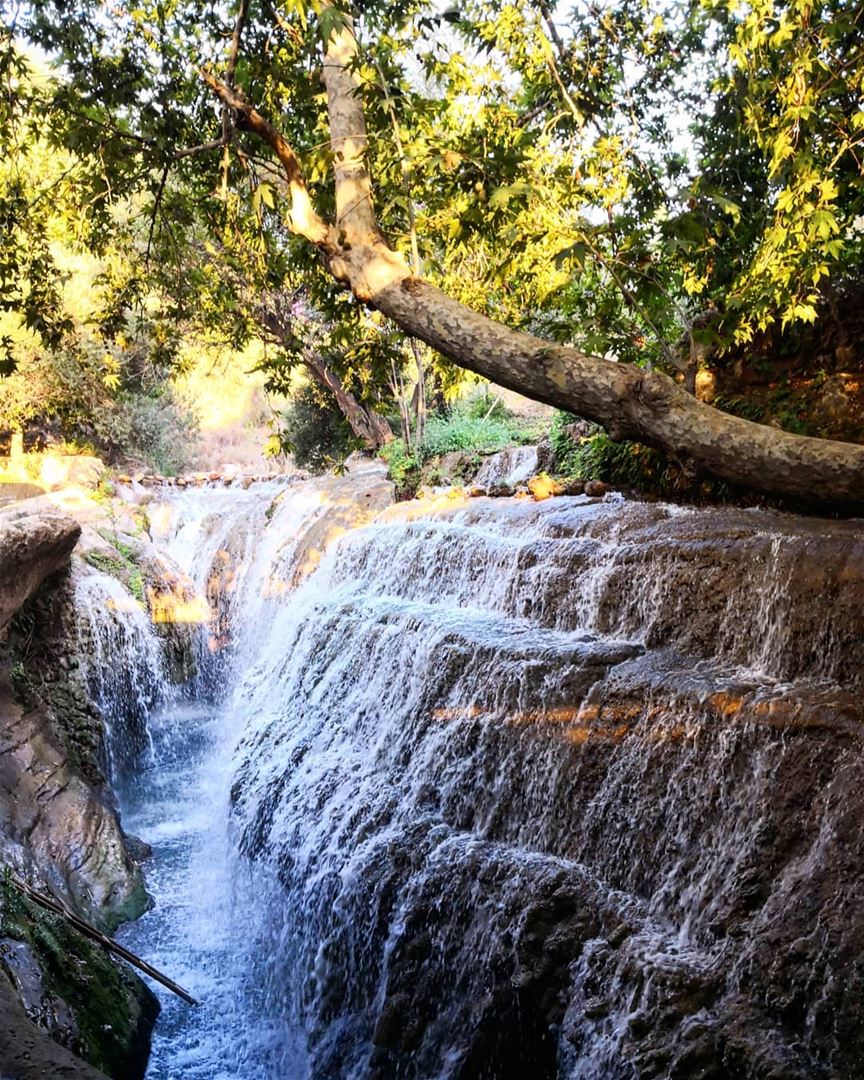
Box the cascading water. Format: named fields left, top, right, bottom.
left=88, top=466, right=863, bottom=1080
left=74, top=567, right=169, bottom=777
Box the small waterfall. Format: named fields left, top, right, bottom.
left=100, top=473, right=863, bottom=1080
left=473, top=444, right=539, bottom=487
left=74, top=566, right=169, bottom=777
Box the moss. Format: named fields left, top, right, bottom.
left=84, top=550, right=128, bottom=578
left=0, top=883, right=158, bottom=1079
left=127, top=569, right=145, bottom=604
left=9, top=660, right=34, bottom=706
left=7, top=591, right=108, bottom=789
left=85, top=544, right=146, bottom=606
left=264, top=491, right=284, bottom=522
left=39, top=679, right=107, bottom=789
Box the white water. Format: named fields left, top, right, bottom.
left=74, top=569, right=167, bottom=777
left=77, top=471, right=863, bottom=1079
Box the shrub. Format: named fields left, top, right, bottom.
left=380, top=398, right=545, bottom=496
left=378, top=439, right=421, bottom=499
left=277, top=383, right=360, bottom=472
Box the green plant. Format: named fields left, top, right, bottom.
left=379, top=439, right=422, bottom=499
left=84, top=551, right=128, bottom=577
left=277, top=383, right=362, bottom=472
left=127, top=569, right=145, bottom=604
left=9, top=660, right=32, bottom=703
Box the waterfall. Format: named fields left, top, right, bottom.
left=473, top=445, right=539, bottom=487
left=103, top=470, right=863, bottom=1080
left=74, top=566, right=169, bottom=777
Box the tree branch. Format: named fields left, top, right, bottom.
left=200, top=70, right=332, bottom=247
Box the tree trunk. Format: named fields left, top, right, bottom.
left=303, top=352, right=393, bottom=450
left=256, top=302, right=393, bottom=450
left=204, top=38, right=864, bottom=511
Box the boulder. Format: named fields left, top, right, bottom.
left=527, top=472, right=565, bottom=501
left=0, top=503, right=80, bottom=633
left=38, top=454, right=105, bottom=492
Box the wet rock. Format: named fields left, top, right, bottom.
left=123, top=833, right=153, bottom=864
left=488, top=482, right=514, bottom=498
left=229, top=491, right=864, bottom=1080
left=0, top=893, right=158, bottom=1079
left=584, top=479, right=609, bottom=497
left=474, top=445, right=539, bottom=488
left=0, top=974, right=108, bottom=1079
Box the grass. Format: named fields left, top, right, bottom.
left=379, top=401, right=547, bottom=497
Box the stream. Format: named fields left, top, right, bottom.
left=76, top=460, right=864, bottom=1080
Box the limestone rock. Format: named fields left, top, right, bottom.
left=0, top=502, right=80, bottom=632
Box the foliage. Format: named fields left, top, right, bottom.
left=421, top=410, right=537, bottom=458
left=277, top=382, right=360, bottom=472
left=551, top=411, right=680, bottom=494
left=378, top=439, right=422, bottom=499
left=4, top=0, right=864, bottom=458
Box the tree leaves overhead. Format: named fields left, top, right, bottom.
left=4, top=0, right=864, bottom=391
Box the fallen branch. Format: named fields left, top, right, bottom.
left=4, top=871, right=199, bottom=1006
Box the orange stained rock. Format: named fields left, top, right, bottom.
left=148, top=586, right=210, bottom=625
left=709, top=691, right=745, bottom=717
left=527, top=473, right=565, bottom=501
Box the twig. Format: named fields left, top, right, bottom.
left=5, top=871, right=199, bottom=1006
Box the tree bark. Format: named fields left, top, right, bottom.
left=202, top=28, right=864, bottom=510
left=257, top=301, right=393, bottom=450
left=304, top=351, right=393, bottom=450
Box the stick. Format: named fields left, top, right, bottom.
left=4, top=872, right=199, bottom=1006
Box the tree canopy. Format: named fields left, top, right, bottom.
left=2, top=0, right=864, bottom=503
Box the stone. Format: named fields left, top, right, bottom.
left=38, top=454, right=105, bottom=492
left=527, top=472, right=565, bottom=501
left=0, top=502, right=81, bottom=632
left=584, top=479, right=609, bottom=497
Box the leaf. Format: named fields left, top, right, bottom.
left=318, top=5, right=348, bottom=44
left=553, top=242, right=587, bottom=270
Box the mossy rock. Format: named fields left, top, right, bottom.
left=0, top=889, right=158, bottom=1079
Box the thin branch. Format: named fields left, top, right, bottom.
left=174, top=138, right=227, bottom=160
left=220, top=0, right=251, bottom=196
left=146, top=162, right=170, bottom=262
left=5, top=871, right=198, bottom=1006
